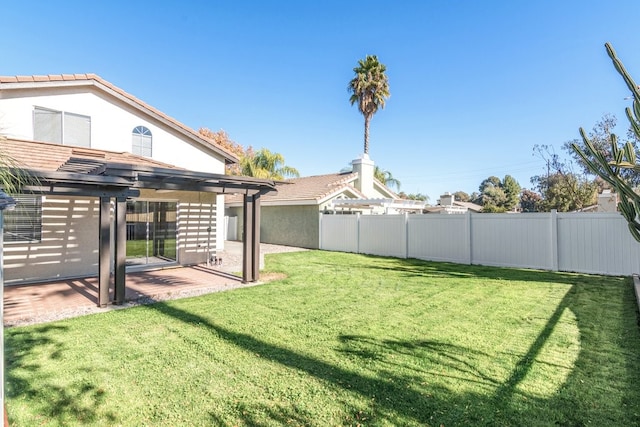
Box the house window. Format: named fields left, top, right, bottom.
left=4, top=195, right=43, bottom=242
left=33, top=107, right=91, bottom=147
left=126, top=200, right=176, bottom=265
left=132, top=126, right=152, bottom=157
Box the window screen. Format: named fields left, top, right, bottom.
left=33, top=107, right=62, bottom=144
left=64, top=112, right=91, bottom=147
left=33, top=107, right=91, bottom=147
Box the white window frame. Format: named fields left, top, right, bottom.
left=132, top=126, right=152, bottom=157
left=33, top=106, right=91, bottom=147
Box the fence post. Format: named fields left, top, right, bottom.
left=318, top=212, right=323, bottom=250
left=466, top=212, right=473, bottom=264
left=550, top=210, right=559, bottom=271
left=404, top=212, right=409, bottom=259
left=356, top=212, right=361, bottom=254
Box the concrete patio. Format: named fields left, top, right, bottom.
left=3, top=265, right=251, bottom=327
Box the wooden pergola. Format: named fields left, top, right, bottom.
left=15, top=158, right=277, bottom=307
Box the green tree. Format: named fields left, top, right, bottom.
left=481, top=186, right=508, bottom=213
left=199, top=128, right=299, bottom=180
left=348, top=55, right=390, bottom=155
left=374, top=165, right=401, bottom=191
left=470, top=192, right=481, bottom=205
left=240, top=148, right=300, bottom=180
left=502, top=175, right=521, bottom=209
left=199, top=128, right=249, bottom=176
left=398, top=192, right=429, bottom=202
left=531, top=144, right=598, bottom=212
left=520, top=189, right=542, bottom=212
left=479, top=176, right=501, bottom=194
left=564, top=114, right=640, bottom=186
left=477, top=175, right=521, bottom=212
left=573, top=43, right=640, bottom=241
left=533, top=172, right=597, bottom=212
left=453, top=191, right=470, bottom=202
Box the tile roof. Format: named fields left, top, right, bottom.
left=453, top=201, right=483, bottom=212
left=0, top=74, right=239, bottom=163
left=226, top=172, right=365, bottom=205
left=0, top=137, right=183, bottom=172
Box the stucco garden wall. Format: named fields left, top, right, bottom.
left=226, top=204, right=319, bottom=249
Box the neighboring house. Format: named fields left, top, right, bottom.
left=577, top=189, right=619, bottom=213
left=0, top=74, right=276, bottom=305
left=226, top=154, right=424, bottom=248
left=425, top=192, right=483, bottom=214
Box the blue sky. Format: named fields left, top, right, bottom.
left=3, top=0, right=640, bottom=201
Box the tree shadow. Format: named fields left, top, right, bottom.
left=208, top=401, right=318, bottom=427
left=5, top=324, right=117, bottom=425
left=338, top=335, right=501, bottom=388
left=148, top=302, right=457, bottom=425
left=146, top=260, right=640, bottom=426
left=145, top=295, right=638, bottom=426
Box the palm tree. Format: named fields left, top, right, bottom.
left=240, top=148, right=299, bottom=180
left=374, top=166, right=401, bottom=191
left=348, top=55, right=390, bottom=155
left=0, top=135, right=34, bottom=194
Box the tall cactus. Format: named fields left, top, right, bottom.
left=572, top=43, right=640, bottom=241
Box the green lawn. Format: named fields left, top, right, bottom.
left=126, top=238, right=176, bottom=259
left=5, top=251, right=640, bottom=426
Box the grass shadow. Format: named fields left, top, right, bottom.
left=302, top=251, right=628, bottom=287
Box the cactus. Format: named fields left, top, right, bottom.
left=572, top=43, right=640, bottom=241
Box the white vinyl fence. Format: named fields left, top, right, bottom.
left=319, top=212, right=640, bottom=276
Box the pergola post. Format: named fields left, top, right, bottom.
left=242, top=194, right=255, bottom=283
left=113, top=197, right=127, bottom=304
left=251, top=194, right=261, bottom=281
left=242, top=192, right=262, bottom=283
left=98, top=196, right=111, bottom=307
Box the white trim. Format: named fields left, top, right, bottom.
left=332, top=198, right=425, bottom=213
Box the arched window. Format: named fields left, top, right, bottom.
left=132, top=126, right=152, bottom=157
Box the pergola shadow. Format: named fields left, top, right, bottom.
left=4, top=266, right=247, bottom=326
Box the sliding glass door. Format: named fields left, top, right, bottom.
left=126, top=201, right=177, bottom=266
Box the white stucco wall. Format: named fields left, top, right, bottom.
left=0, top=86, right=226, bottom=174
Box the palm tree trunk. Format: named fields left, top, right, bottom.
left=364, top=115, right=370, bottom=155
